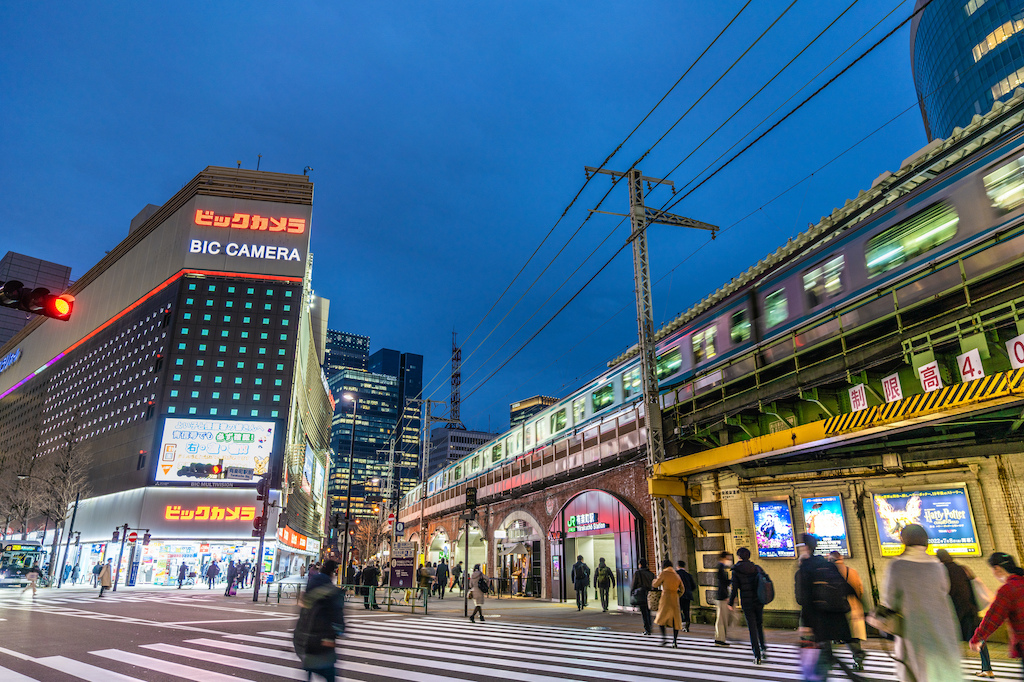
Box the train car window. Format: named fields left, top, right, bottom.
left=692, top=325, right=717, bottom=364
left=507, top=430, right=522, bottom=454
left=866, top=203, right=959, bottom=277
left=491, top=442, right=503, bottom=463
left=471, top=454, right=480, bottom=470
left=623, top=367, right=642, bottom=398
left=730, top=309, right=751, bottom=343
left=454, top=465, right=462, bottom=480
left=536, top=417, right=550, bottom=442
left=656, top=347, right=682, bottom=379
left=803, top=254, right=846, bottom=308
left=525, top=423, right=534, bottom=448
left=572, top=396, right=585, bottom=423
left=592, top=383, right=614, bottom=411
left=984, top=154, right=1024, bottom=211
left=764, top=289, right=789, bottom=328
left=550, top=408, right=567, bottom=433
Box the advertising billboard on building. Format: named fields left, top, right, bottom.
left=313, top=460, right=326, bottom=500
left=156, top=417, right=275, bottom=486
left=752, top=498, right=796, bottom=558
left=871, top=485, right=981, bottom=557
left=802, top=495, right=850, bottom=557
left=301, top=442, right=314, bottom=494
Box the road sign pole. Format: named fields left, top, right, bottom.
left=112, top=524, right=128, bottom=591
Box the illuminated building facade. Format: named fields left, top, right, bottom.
left=0, top=167, right=333, bottom=584
left=509, top=394, right=558, bottom=428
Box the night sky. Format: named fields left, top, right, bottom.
left=1, top=1, right=924, bottom=432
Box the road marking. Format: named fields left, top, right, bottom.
left=0, top=663, right=37, bottom=680
left=185, top=638, right=297, bottom=660
left=90, top=649, right=253, bottom=682
left=0, top=646, right=33, bottom=660
left=34, top=655, right=143, bottom=681
left=140, top=643, right=305, bottom=679
left=165, top=617, right=295, bottom=624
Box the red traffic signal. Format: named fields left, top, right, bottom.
left=0, top=281, right=74, bottom=321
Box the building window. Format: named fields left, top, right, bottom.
left=273, top=394, right=281, bottom=402
left=223, top=315, right=231, bottom=322
left=764, top=289, right=789, bottom=329
left=255, top=378, right=263, bottom=386
left=984, top=152, right=1024, bottom=211
left=245, top=302, right=253, bottom=309
left=214, top=376, right=222, bottom=383
left=274, top=379, right=282, bottom=386
left=188, top=407, right=198, bottom=414
left=198, top=344, right=207, bottom=351
left=168, top=406, right=176, bottom=413
left=225, top=301, right=233, bottom=308
left=231, top=409, right=238, bottom=416
left=239, top=346, right=247, bottom=353
left=972, top=13, right=1024, bottom=62
left=271, top=410, right=279, bottom=417
left=173, top=374, right=182, bottom=382
left=219, top=345, right=227, bottom=352
left=243, top=316, right=251, bottom=323
left=232, top=393, right=241, bottom=400
left=220, top=330, right=229, bottom=337
left=205, top=299, right=214, bottom=307
left=180, top=328, right=189, bottom=335
left=247, top=288, right=255, bottom=295
left=241, top=332, right=250, bottom=339
left=175, top=358, right=184, bottom=366
left=188, top=284, right=197, bottom=291
left=964, top=0, right=987, bottom=16
left=236, top=361, right=245, bottom=369
left=193, top=375, right=202, bottom=382
left=227, top=286, right=235, bottom=293
left=262, top=318, right=270, bottom=325
left=692, top=325, right=717, bottom=364
left=185, top=298, right=194, bottom=305
left=276, top=363, right=285, bottom=371
left=251, top=410, right=259, bottom=417
left=196, top=360, right=205, bottom=367
left=201, top=329, right=210, bottom=337
left=170, top=390, right=179, bottom=397
left=203, top=314, right=212, bottom=321
left=212, top=392, right=220, bottom=399
left=234, top=377, right=243, bottom=385
left=803, top=254, right=845, bottom=309
left=210, top=408, right=218, bottom=415
left=865, top=203, right=959, bottom=278
left=257, top=362, right=265, bottom=370
left=216, top=361, right=225, bottom=368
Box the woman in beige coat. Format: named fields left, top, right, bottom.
left=469, top=564, right=486, bottom=623
left=652, top=558, right=684, bottom=647
left=98, top=559, right=113, bottom=597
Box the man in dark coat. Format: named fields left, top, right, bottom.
left=224, top=561, right=237, bottom=596
left=714, top=551, right=733, bottom=645
left=435, top=559, right=450, bottom=599
left=676, top=560, right=695, bottom=632
left=938, top=548, right=993, bottom=676
left=796, top=534, right=854, bottom=681
left=361, top=561, right=381, bottom=610
left=205, top=560, right=220, bottom=589
left=294, top=559, right=345, bottom=681
left=571, top=555, right=590, bottom=610
left=177, top=562, right=188, bottom=589
left=452, top=561, right=464, bottom=592
left=594, top=558, right=616, bottom=612
left=729, top=547, right=767, bottom=664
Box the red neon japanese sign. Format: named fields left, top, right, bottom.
left=194, top=210, right=306, bottom=235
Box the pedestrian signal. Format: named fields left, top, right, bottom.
left=111, top=529, right=119, bottom=543
left=465, top=486, right=478, bottom=508
left=142, top=533, right=151, bottom=546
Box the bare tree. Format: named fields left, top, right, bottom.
left=37, top=413, right=91, bottom=579
left=355, top=517, right=383, bottom=564
left=0, top=422, right=46, bottom=542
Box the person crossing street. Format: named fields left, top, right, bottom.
left=97, top=559, right=113, bottom=597
left=571, top=555, right=590, bottom=610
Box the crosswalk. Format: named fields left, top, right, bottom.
left=0, top=590, right=213, bottom=607
left=0, top=613, right=1019, bottom=681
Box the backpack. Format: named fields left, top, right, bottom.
left=756, top=567, right=775, bottom=605
left=808, top=561, right=851, bottom=613
left=596, top=566, right=614, bottom=586
left=477, top=576, right=489, bottom=593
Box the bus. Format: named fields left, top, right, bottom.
left=0, top=541, right=47, bottom=588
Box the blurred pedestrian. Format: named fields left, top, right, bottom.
left=881, top=524, right=960, bottom=682
left=676, top=560, right=696, bottom=632
left=361, top=561, right=380, bottom=610
left=936, top=548, right=993, bottom=678
left=595, top=558, right=615, bottom=612
left=91, top=561, right=101, bottom=587
left=971, top=552, right=1024, bottom=680
left=23, top=564, right=39, bottom=597
left=829, top=551, right=867, bottom=671
left=631, top=558, right=656, bottom=636
left=206, top=560, right=220, bottom=589
left=571, top=555, right=590, bottom=610
left=469, top=564, right=487, bottom=622
left=729, top=547, right=767, bottom=664
left=177, top=562, right=187, bottom=589
left=796, top=534, right=853, bottom=680
left=426, top=562, right=436, bottom=596
left=653, top=558, right=683, bottom=648
left=714, top=551, right=733, bottom=646
left=71, top=563, right=80, bottom=585
left=452, top=561, right=464, bottom=592
left=98, top=559, right=113, bottom=597
left=293, top=559, right=345, bottom=682
left=224, top=561, right=237, bottom=596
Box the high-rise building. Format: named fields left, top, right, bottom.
left=369, top=349, right=422, bottom=497
left=324, top=330, right=369, bottom=377
left=427, top=427, right=499, bottom=477
left=510, top=395, right=558, bottom=428
left=0, top=167, right=333, bottom=583
left=0, top=252, right=72, bottom=347
left=911, top=0, right=1024, bottom=140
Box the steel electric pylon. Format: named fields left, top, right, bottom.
left=447, top=331, right=465, bottom=430
left=585, top=165, right=717, bottom=566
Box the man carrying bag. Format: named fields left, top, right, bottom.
left=293, top=560, right=345, bottom=681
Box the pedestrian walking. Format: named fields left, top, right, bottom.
left=91, top=561, right=101, bottom=587
left=653, top=559, right=684, bottom=648
left=224, top=561, right=238, bottom=596
left=469, top=564, right=487, bottom=622
left=880, top=524, right=960, bottom=682
left=98, top=559, right=113, bottom=597
left=71, top=563, right=80, bottom=585
left=426, top=562, right=437, bottom=596
left=971, top=552, right=1024, bottom=679
left=630, top=558, right=656, bottom=636
left=594, top=558, right=615, bottom=612
left=571, top=555, right=590, bottom=610
left=714, top=551, right=733, bottom=646
left=435, top=559, right=449, bottom=599
left=293, top=559, right=345, bottom=682
left=729, top=547, right=768, bottom=664
left=936, top=549, right=993, bottom=678
left=452, top=561, right=464, bottom=592
left=177, top=562, right=188, bottom=589
left=361, top=561, right=380, bottom=610
left=206, top=560, right=220, bottom=589
left=795, top=534, right=854, bottom=680
left=675, top=560, right=696, bottom=632
left=829, top=551, right=867, bottom=671
left=23, top=564, right=39, bottom=597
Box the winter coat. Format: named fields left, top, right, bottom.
left=99, top=564, right=113, bottom=588
left=435, top=562, right=450, bottom=584
left=594, top=562, right=615, bottom=588
left=417, top=566, right=431, bottom=588
left=295, top=572, right=345, bottom=672
left=675, top=568, right=695, bottom=601
left=942, top=559, right=981, bottom=640
left=652, top=567, right=683, bottom=629
left=71, top=565, right=80, bottom=581
left=206, top=563, right=220, bottom=579
left=631, top=567, right=655, bottom=601
left=882, top=546, right=961, bottom=682
left=226, top=563, right=237, bottom=582
left=570, top=561, right=590, bottom=589
left=178, top=564, right=188, bottom=580
left=470, top=569, right=487, bottom=606
left=715, top=562, right=731, bottom=601
left=728, top=559, right=761, bottom=608
left=361, top=566, right=379, bottom=587
left=835, top=560, right=866, bottom=640
left=796, top=554, right=852, bottom=643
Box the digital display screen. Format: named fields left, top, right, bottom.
left=156, top=417, right=274, bottom=485
left=301, top=442, right=314, bottom=494
left=802, top=495, right=850, bottom=557
left=313, top=460, right=326, bottom=500
left=872, top=486, right=981, bottom=557
left=752, top=498, right=796, bottom=558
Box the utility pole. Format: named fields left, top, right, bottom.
left=413, top=398, right=450, bottom=563
left=585, top=166, right=718, bottom=565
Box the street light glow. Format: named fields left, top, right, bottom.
left=343, top=393, right=354, bottom=401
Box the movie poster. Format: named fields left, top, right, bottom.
left=752, top=498, right=796, bottom=558
left=872, top=485, right=981, bottom=557
left=802, top=495, right=850, bottom=557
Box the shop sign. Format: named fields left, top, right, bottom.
left=849, top=384, right=867, bottom=412
left=506, top=520, right=534, bottom=541
left=802, top=495, right=850, bottom=557
left=276, top=527, right=308, bottom=551
left=194, top=209, right=306, bottom=235
left=567, top=512, right=608, bottom=533
left=164, top=504, right=256, bottom=521
left=718, top=488, right=740, bottom=500
left=199, top=543, right=210, bottom=553
left=0, top=348, right=21, bottom=375
left=390, top=542, right=416, bottom=589
left=752, top=498, right=796, bottom=559
left=156, top=417, right=275, bottom=486
left=871, top=485, right=980, bottom=557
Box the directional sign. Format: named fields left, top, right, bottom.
left=225, top=466, right=255, bottom=481
left=395, top=521, right=405, bottom=537
left=127, top=532, right=138, bottom=543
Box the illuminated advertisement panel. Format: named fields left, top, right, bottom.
left=156, top=417, right=275, bottom=486
left=872, top=485, right=981, bottom=557
left=752, top=498, right=797, bottom=558
left=802, top=495, right=850, bottom=557
left=301, top=442, right=314, bottom=494
left=313, top=460, right=326, bottom=500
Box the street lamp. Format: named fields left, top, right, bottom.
left=340, top=393, right=358, bottom=574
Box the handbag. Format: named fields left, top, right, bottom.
left=866, top=603, right=904, bottom=637
left=971, top=577, right=992, bottom=611
left=629, top=588, right=643, bottom=606
left=647, top=589, right=661, bottom=612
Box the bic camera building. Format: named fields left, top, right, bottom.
left=0, top=167, right=334, bottom=585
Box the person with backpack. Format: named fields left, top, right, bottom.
left=796, top=534, right=856, bottom=680
left=971, top=552, right=1024, bottom=679
left=728, top=547, right=768, bottom=664
left=594, top=558, right=615, bottom=612
left=630, top=558, right=656, bottom=636
left=452, top=561, right=463, bottom=592
left=828, top=551, right=867, bottom=672
left=469, top=564, right=487, bottom=622
left=880, top=525, right=960, bottom=682
left=293, top=559, right=345, bottom=681
left=675, top=560, right=696, bottom=632
left=713, top=551, right=733, bottom=646
left=653, top=558, right=684, bottom=648
left=571, top=555, right=590, bottom=610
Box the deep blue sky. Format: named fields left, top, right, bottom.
left=1, top=1, right=925, bottom=432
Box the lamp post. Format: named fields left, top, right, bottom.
left=340, top=393, right=358, bottom=572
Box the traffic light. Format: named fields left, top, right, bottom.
left=252, top=515, right=267, bottom=538
left=176, top=462, right=224, bottom=478
left=111, top=529, right=119, bottom=543
left=0, top=281, right=74, bottom=321
left=256, top=474, right=270, bottom=501
left=465, top=486, right=477, bottom=508
left=142, top=533, right=151, bottom=546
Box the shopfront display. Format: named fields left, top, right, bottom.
left=496, top=518, right=542, bottom=597
left=871, top=484, right=981, bottom=556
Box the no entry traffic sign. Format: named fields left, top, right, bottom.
left=127, top=531, right=138, bottom=543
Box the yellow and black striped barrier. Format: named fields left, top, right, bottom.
left=824, top=367, right=1024, bottom=435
